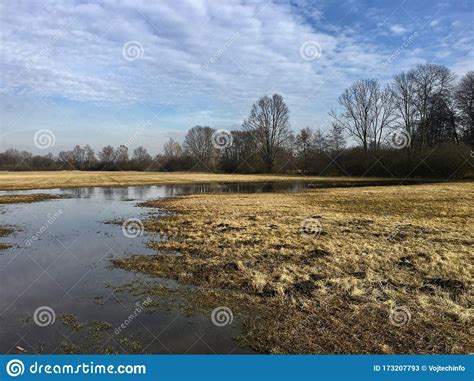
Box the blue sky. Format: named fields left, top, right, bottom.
left=1, top=0, right=473, bottom=154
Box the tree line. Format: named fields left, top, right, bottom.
left=1, top=64, right=472, bottom=178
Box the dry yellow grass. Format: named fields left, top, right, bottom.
left=0, top=171, right=399, bottom=190
left=114, top=182, right=473, bottom=354
left=0, top=194, right=59, bottom=204
left=0, top=226, right=14, bottom=250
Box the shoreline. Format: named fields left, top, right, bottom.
left=0, top=171, right=447, bottom=191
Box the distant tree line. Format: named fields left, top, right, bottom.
left=1, top=64, right=472, bottom=178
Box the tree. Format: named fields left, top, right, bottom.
left=392, top=71, right=418, bottom=150
left=455, top=71, right=474, bottom=146
left=370, top=84, right=396, bottom=149
left=114, top=145, right=129, bottom=168
left=330, top=79, right=395, bottom=152
left=83, top=145, right=96, bottom=169
left=163, top=138, right=183, bottom=158
left=242, top=94, right=291, bottom=172
left=71, top=145, right=85, bottom=169
left=326, top=123, right=346, bottom=153
left=426, top=93, right=458, bottom=145
left=99, top=145, right=115, bottom=166
left=58, top=150, right=74, bottom=168
left=183, top=126, right=215, bottom=169
left=313, top=128, right=328, bottom=154
left=133, top=146, right=152, bottom=170
left=219, top=130, right=256, bottom=172
left=295, top=127, right=313, bottom=172
left=411, top=63, right=455, bottom=147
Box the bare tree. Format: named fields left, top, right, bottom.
left=220, top=130, right=257, bottom=172
left=455, top=71, right=474, bottom=145
left=83, top=145, right=96, bottom=169
left=114, top=145, right=129, bottom=168
left=71, top=145, right=85, bottom=169
left=183, top=126, right=215, bottom=169
left=59, top=150, right=74, bottom=168
left=330, top=79, right=395, bottom=152
left=426, top=92, right=458, bottom=145
left=99, top=145, right=115, bottom=166
left=295, top=127, right=313, bottom=172
left=163, top=138, right=183, bottom=158
left=325, top=123, right=346, bottom=153
left=392, top=71, right=418, bottom=149
left=242, top=94, right=291, bottom=172
left=133, top=146, right=152, bottom=170
left=313, top=128, right=328, bottom=154
left=411, top=63, right=455, bottom=147
left=371, top=84, right=396, bottom=149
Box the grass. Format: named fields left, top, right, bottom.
left=55, top=315, right=139, bottom=354
left=0, top=171, right=409, bottom=190
left=0, top=227, right=14, bottom=236
left=0, top=194, right=60, bottom=204
left=0, top=226, right=15, bottom=250
left=113, top=182, right=473, bottom=354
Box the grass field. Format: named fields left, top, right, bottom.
left=0, top=171, right=403, bottom=190
left=114, top=182, right=473, bottom=354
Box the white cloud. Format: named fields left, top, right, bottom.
left=389, top=24, right=409, bottom=35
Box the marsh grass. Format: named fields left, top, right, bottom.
left=110, top=182, right=472, bottom=353
left=0, top=226, right=15, bottom=250
left=0, top=194, right=59, bottom=204
left=55, top=314, right=142, bottom=354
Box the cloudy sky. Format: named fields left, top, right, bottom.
left=1, top=0, right=472, bottom=154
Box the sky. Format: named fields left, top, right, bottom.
left=1, top=0, right=473, bottom=155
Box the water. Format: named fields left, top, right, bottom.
left=0, top=182, right=312, bottom=354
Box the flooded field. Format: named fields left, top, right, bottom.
left=1, top=179, right=469, bottom=355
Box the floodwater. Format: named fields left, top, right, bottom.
left=0, top=182, right=312, bottom=354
